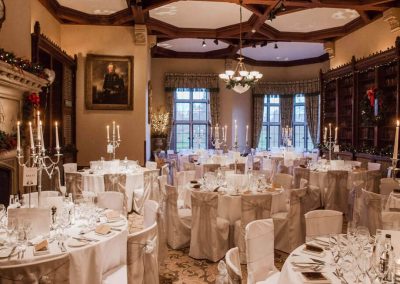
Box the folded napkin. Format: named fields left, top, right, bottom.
left=33, top=239, right=50, bottom=256
left=106, top=210, right=120, bottom=221
left=95, top=224, right=111, bottom=235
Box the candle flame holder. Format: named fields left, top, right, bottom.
left=107, top=135, right=121, bottom=160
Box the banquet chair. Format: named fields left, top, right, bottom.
left=225, top=247, right=242, bottom=284
left=133, top=170, right=159, bottom=215
left=229, top=163, right=246, bottom=174
left=204, top=163, right=221, bottom=174
left=155, top=175, right=168, bottom=266
left=304, top=210, right=343, bottom=241
left=22, top=190, right=60, bottom=208
left=175, top=170, right=196, bottom=205
left=270, top=157, right=284, bottom=175
left=293, top=167, right=310, bottom=188
left=277, top=161, right=289, bottom=174
left=189, top=191, right=229, bottom=262
left=104, top=173, right=128, bottom=215
left=165, top=184, right=191, bottom=249
left=65, top=172, right=83, bottom=200
left=299, top=178, right=321, bottom=213
left=103, top=222, right=159, bottom=284
left=63, top=162, right=77, bottom=184
left=161, top=164, right=169, bottom=176
left=379, top=178, right=400, bottom=195
left=272, top=188, right=306, bottom=253
left=382, top=212, right=400, bottom=230
left=234, top=194, right=272, bottom=263
left=368, top=162, right=381, bottom=171
left=272, top=173, right=293, bottom=189
left=325, top=170, right=348, bottom=215
left=356, top=189, right=384, bottom=234
left=253, top=158, right=262, bottom=171
left=97, top=191, right=124, bottom=214
left=0, top=253, right=70, bottom=283
left=54, top=166, right=66, bottom=197
left=143, top=200, right=159, bottom=228
left=366, top=170, right=382, bottom=193
left=245, top=219, right=280, bottom=284
left=145, top=161, right=158, bottom=170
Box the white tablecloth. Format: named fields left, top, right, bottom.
left=81, top=171, right=144, bottom=212
left=0, top=218, right=128, bottom=284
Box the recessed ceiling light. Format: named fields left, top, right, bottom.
left=202, top=39, right=207, bottom=47
left=274, top=43, right=278, bottom=49
left=284, top=57, right=289, bottom=61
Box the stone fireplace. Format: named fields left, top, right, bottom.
left=0, top=60, right=48, bottom=200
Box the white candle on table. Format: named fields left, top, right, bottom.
left=37, top=111, right=41, bottom=141
left=246, top=125, right=249, bottom=144
left=106, top=125, right=110, bottom=141
left=17, top=121, right=21, bottom=152
left=329, top=123, right=332, bottom=139
left=40, top=121, right=45, bottom=151
left=117, top=125, right=120, bottom=140
left=29, top=122, right=34, bottom=150
left=112, top=121, right=116, bottom=139
left=215, top=124, right=219, bottom=140
left=210, top=125, right=213, bottom=139
left=324, top=127, right=327, bottom=142
left=55, top=121, right=60, bottom=149
left=334, top=127, right=338, bottom=144
left=225, top=125, right=227, bottom=142
left=394, top=120, right=399, bottom=159
left=234, top=120, right=238, bottom=143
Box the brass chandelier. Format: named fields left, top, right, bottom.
left=219, top=2, right=263, bottom=94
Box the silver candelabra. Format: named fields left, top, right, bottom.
left=281, top=126, right=292, bottom=148
left=106, top=121, right=121, bottom=160
left=322, top=135, right=336, bottom=161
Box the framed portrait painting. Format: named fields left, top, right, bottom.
left=85, top=54, right=133, bottom=110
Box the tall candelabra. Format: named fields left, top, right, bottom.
left=281, top=126, right=292, bottom=148
left=106, top=121, right=121, bottom=160
left=322, top=123, right=338, bottom=162
left=211, top=124, right=227, bottom=151
left=16, top=111, right=62, bottom=208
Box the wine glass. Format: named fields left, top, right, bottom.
left=6, top=218, right=17, bottom=247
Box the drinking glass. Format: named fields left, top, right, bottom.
left=6, top=218, right=17, bottom=246
left=9, top=195, right=14, bottom=207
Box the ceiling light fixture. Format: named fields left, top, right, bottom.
left=219, top=1, right=262, bottom=94
left=202, top=39, right=207, bottom=47
left=213, top=39, right=219, bottom=45
left=274, top=43, right=278, bottom=49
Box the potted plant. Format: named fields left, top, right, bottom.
left=151, top=109, right=169, bottom=153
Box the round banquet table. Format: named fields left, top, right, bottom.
left=80, top=170, right=145, bottom=212
left=0, top=217, right=128, bottom=284
left=278, top=230, right=400, bottom=284
left=183, top=185, right=287, bottom=225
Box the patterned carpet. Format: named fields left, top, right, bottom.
left=128, top=213, right=288, bottom=284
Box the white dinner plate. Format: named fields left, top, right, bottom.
left=67, top=239, right=88, bottom=247
left=111, top=221, right=126, bottom=228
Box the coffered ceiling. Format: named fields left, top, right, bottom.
left=39, top=0, right=399, bottom=65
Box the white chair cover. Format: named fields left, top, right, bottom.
left=63, top=162, right=77, bottom=173
left=272, top=173, right=293, bottom=190
left=330, top=160, right=344, bottom=169
left=41, top=196, right=64, bottom=213
left=226, top=173, right=249, bottom=192
left=365, top=170, right=381, bottom=193
left=299, top=179, right=321, bottom=213
left=97, top=191, right=124, bottom=213
left=293, top=167, right=309, bottom=188
left=245, top=219, right=280, bottom=284
left=156, top=175, right=168, bottom=266
left=133, top=170, right=159, bottom=215
left=23, top=191, right=60, bottom=208
left=234, top=194, right=272, bottom=263
left=225, top=247, right=242, bottom=284
left=183, top=162, right=196, bottom=171
left=325, top=170, right=348, bottom=214
left=382, top=212, right=400, bottom=230
left=0, top=253, right=70, bottom=283
left=65, top=172, right=83, bottom=200
left=368, top=162, right=381, bottom=171
left=272, top=188, right=306, bottom=253
left=145, top=161, right=158, bottom=170
left=189, top=191, right=229, bottom=262
left=7, top=208, right=51, bottom=238
left=143, top=200, right=159, bottom=228
left=359, top=189, right=384, bottom=234
left=127, top=222, right=159, bottom=284
left=104, top=174, right=128, bottom=215
left=165, top=185, right=191, bottom=249
left=175, top=170, right=196, bottom=202
left=304, top=210, right=343, bottom=241
left=380, top=178, right=400, bottom=195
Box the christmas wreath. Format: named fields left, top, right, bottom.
left=360, top=87, right=385, bottom=125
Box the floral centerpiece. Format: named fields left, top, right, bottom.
left=360, top=87, right=385, bottom=125
left=151, top=110, right=169, bottom=152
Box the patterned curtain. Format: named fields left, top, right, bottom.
left=165, top=90, right=174, bottom=149
left=280, top=95, right=294, bottom=129
left=210, top=90, right=220, bottom=143
left=305, top=94, right=320, bottom=146
left=253, top=79, right=320, bottom=96
left=253, top=95, right=265, bottom=148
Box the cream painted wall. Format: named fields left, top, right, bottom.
left=151, top=58, right=329, bottom=148
left=331, top=17, right=400, bottom=68
left=0, top=0, right=31, bottom=59
left=60, top=25, right=150, bottom=166
left=30, top=0, right=61, bottom=45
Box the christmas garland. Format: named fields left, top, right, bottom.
left=0, top=131, right=17, bottom=153
left=0, top=48, right=47, bottom=78
left=360, top=87, right=385, bottom=125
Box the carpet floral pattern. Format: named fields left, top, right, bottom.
left=128, top=213, right=288, bottom=284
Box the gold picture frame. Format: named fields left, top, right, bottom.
left=85, top=54, right=133, bottom=110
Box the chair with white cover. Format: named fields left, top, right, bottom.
left=133, top=170, right=159, bottom=215
left=277, top=161, right=289, bottom=174
left=145, top=161, right=158, bottom=170
left=225, top=247, right=242, bottom=284
left=144, top=200, right=159, bottom=228
left=299, top=179, right=321, bottom=213
left=155, top=175, right=168, bottom=266
left=189, top=191, right=229, bottom=262
left=204, top=164, right=221, bottom=174
left=304, top=210, right=343, bottom=241
left=183, top=162, right=196, bottom=171
left=359, top=189, right=384, bottom=234
left=382, top=212, right=400, bottom=230
left=97, top=191, right=124, bottom=214
left=272, top=188, right=306, bottom=253
left=380, top=178, right=400, bottom=195
left=368, top=162, right=381, bottom=171
left=175, top=170, right=196, bottom=204
left=234, top=194, right=272, bottom=263
left=63, top=162, right=77, bottom=183
left=245, top=219, right=280, bottom=284
left=325, top=170, right=348, bottom=214
left=272, top=173, right=293, bottom=190
left=104, top=173, right=128, bottom=215
left=330, top=160, right=345, bottom=169
left=0, top=253, right=70, bottom=283
left=103, top=222, right=159, bottom=284
left=22, top=191, right=60, bottom=208
left=293, top=167, right=310, bottom=188
left=165, top=184, right=191, bottom=249
left=65, top=172, right=83, bottom=200
left=365, top=170, right=381, bottom=193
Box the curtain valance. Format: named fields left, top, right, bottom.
left=164, top=73, right=219, bottom=92
left=253, top=78, right=320, bottom=96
